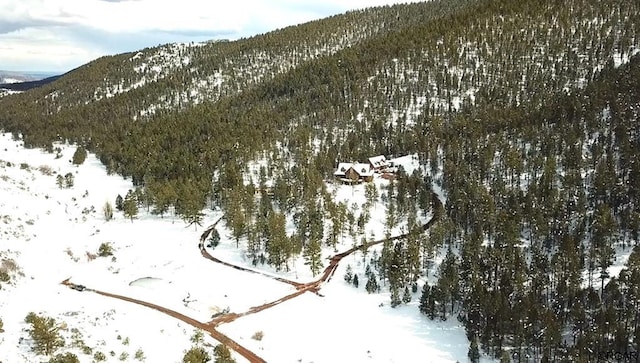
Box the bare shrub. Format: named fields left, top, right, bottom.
left=251, top=331, right=264, bottom=341
left=1, top=258, right=18, bottom=273
left=38, top=165, right=54, bottom=176
left=65, top=248, right=79, bottom=262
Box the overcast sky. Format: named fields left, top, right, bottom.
left=0, top=0, right=424, bottom=73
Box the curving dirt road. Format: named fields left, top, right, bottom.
left=62, top=192, right=443, bottom=362
left=317, top=192, right=443, bottom=285
left=60, top=278, right=267, bottom=363
left=204, top=192, right=443, bottom=289
left=199, top=243, right=305, bottom=289
left=199, top=221, right=314, bottom=292
left=203, top=192, right=444, bottom=326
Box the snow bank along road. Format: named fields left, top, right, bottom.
left=62, top=193, right=443, bottom=362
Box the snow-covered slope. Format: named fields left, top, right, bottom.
left=0, top=133, right=492, bottom=363
left=0, top=89, right=20, bottom=98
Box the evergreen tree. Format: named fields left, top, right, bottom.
left=437, top=247, right=460, bottom=315
left=365, top=182, right=379, bottom=208
left=24, top=312, right=65, bottom=356
left=208, top=228, right=221, bottom=248
left=98, top=242, right=113, bottom=257
left=390, top=287, right=402, bottom=308
left=226, top=188, right=246, bottom=247
left=136, top=186, right=151, bottom=212
left=64, top=172, right=74, bottom=188
left=402, top=286, right=412, bottom=304
left=115, top=194, right=124, bottom=211
left=48, top=352, right=80, bottom=363
left=428, top=285, right=441, bottom=320
left=182, top=346, right=210, bottom=363
left=405, top=226, right=422, bottom=282
left=265, top=211, right=292, bottom=271
left=385, top=186, right=398, bottom=232
left=419, top=282, right=431, bottom=315
left=343, top=263, right=355, bottom=283
left=177, top=182, right=206, bottom=230
left=353, top=273, right=359, bottom=288
left=468, top=337, right=481, bottom=363
left=183, top=208, right=205, bottom=231
left=55, top=174, right=64, bottom=189
left=591, top=203, right=616, bottom=293
left=213, top=344, right=236, bottom=363
left=308, top=202, right=326, bottom=246
left=148, top=181, right=174, bottom=217
left=356, top=211, right=368, bottom=236
left=329, top=202, right=347, bottom=250
left=246, top=227, right=261, bottom=264
left=190, top=329, right=205, bottom=345
left=365, top=272, right=379, bottom=293
left=303, top=238, right=323, bottom=276
left=123, top=190, right=138, bottom=222
left=71, top=146, right=87, bottom=166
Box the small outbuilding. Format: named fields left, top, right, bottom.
left=368, top=155, right=388, bottom=171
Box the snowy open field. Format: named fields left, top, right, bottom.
left=0, top=132, right=493, bottom=362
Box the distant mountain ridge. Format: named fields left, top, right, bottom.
left=0, top=70, right=58, bottom=84
left=0, top=0, right=475, bottom=122
left=0, top=75, right=62, bottom=92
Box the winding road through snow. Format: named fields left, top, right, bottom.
left=62, top=192, right=443, bottom=362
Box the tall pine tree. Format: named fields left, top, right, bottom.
left=304, top=238, right=323, bottom=276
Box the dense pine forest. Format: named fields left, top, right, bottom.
left=1, top=0, right=640, bottom=361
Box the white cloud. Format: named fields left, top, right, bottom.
left=0, top=27, right=103, bottom=72
left=0, top=0, right=425, bottom=72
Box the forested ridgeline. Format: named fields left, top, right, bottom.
left=0, top=0, right=635, bottom=208
left=0, top=0, right=475, bottom=124
left=1, top=0, right=640, bottom=360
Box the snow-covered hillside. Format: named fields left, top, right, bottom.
left=0, top=73, right=36, bottom=85
left=0, top=78, right=22, bottom=84
left=0, top=133, right=496, bottom=362
left=0, top=89, right=20, bottom=98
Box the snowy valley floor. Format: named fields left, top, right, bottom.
left=0, top=133, right=495, bottom=363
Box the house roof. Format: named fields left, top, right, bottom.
left=353, top=163, right=374, bottom=177
left=368, top=155, right=387, bottom=168
left=334, top=162, right=353, bottom=176
left=334, top=162, right=374, bottom=177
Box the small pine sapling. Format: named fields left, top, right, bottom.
left=365, top=273, right=379, bottom=294
left=402, top=286, right=412, bottom=304
left=207, top=228, right=221, bottom=249
left=344, top=264, right=353, bottom=283
left=115, top=194, right=123, bottom=211
left=64, top=173, right=74, bottom=188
